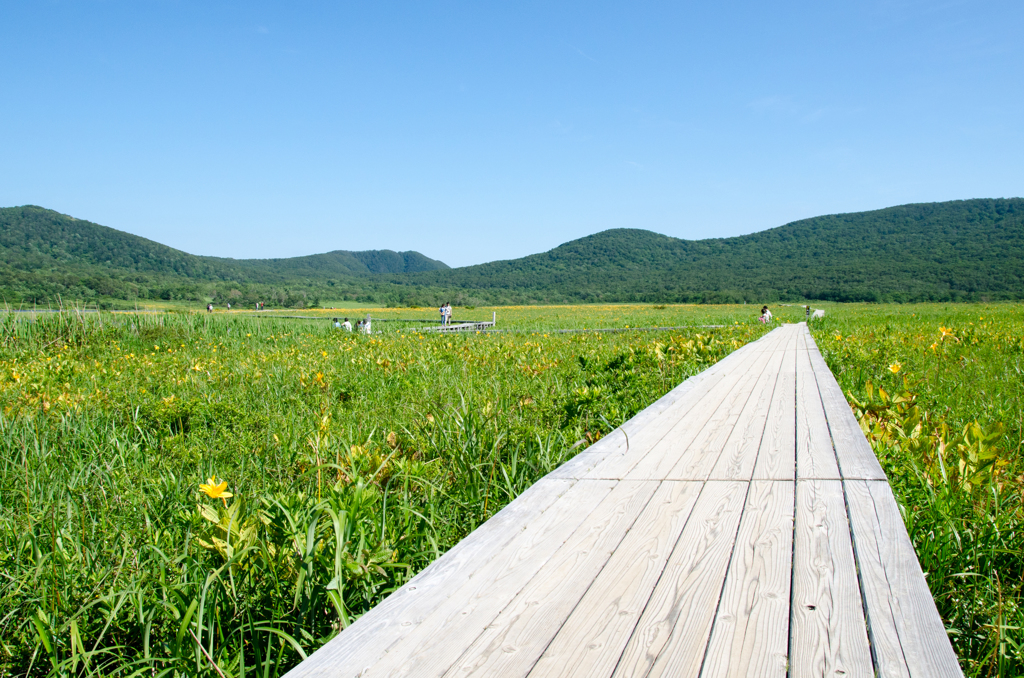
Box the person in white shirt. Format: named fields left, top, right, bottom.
left=760, top=306, right=773, bottom=323
left=341, top=317, right=352, bottom=331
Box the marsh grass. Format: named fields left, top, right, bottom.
left=0, top=305, right=769, bottom=676
left=813, top=304, right=1024, bottom=677
left=9, top=301, right=1015, bottom=677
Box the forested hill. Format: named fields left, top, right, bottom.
left=0, top=206, right=448, bottom=276
left=407, top=198, right=1024, bottom=303
left=0, top=206, right=447, bottom=305
left=2, top=199, right=1022, bottom=306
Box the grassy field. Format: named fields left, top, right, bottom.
left=0, top=302, right=1020, bottom=677
left=0, top=304, right=774, bottom=676
left=811, top=304, right=1024, bottom=677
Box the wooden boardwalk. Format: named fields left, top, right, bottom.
left=286, top=324, right=962, bottom=678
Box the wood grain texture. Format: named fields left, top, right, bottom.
left=699, top=480, right=794, bottom=678
left=582, top=338, right=778, bottom=481
left=790, top=479, right=873, bottom=678
left=803, top=333, right=887, bottom=480
left=845, top=480, right=963, bottom=678
left=287, top=325, right=958, bottom=678
left=751, top=331, right=797, bottom=481
left=796, top=344, right=841, bottom=480
left=661, top=347, right=780, bottom=481
left=282, top=478, right=577, bottom=677
left=621, top=345, right=776, bottom=481
left=611, top=481, right=749, bottom=678
left=439, top=479, right=663, bottom=678
left=525, top=480, right=707, bottom=678
left=336, top=479, right=616, bottom=678
left=546, top=354, right=735, bottom=480
left=568, top=349, right=750, bottom=481
left=707, top=346, right=786, bottom=481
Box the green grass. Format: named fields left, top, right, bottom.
left=811, top=303, right=1024, bottom=677
left=0, top=305, right=769, bottom=676
left=2, top=302, right=1020, bottom=677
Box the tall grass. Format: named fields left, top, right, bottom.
left=0, top=307, right=766, bottom=676
left=812, top=304, right=1024, bottom=677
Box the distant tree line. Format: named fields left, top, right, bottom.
left=1, top=199, right=1022, bottom=307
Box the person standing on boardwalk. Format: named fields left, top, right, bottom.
left=445, top=302, right=453, bottom=326
left=439, top=303, right=446, bottom=326
left=805, top=305, right=810, bottom=319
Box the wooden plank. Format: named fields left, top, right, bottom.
left=443, top=481, right=693, bottom=678
left=356, top=478, right=620, bottom=678
left=707, top=346, right=786, bottom=481
left=845, top=480, right=963, bottom=678
left=803, top=330, right=887, bottom=480
left=582, top=334, right=785, bottom=480
left=552, top=341, right=764, bottom=480
left=796, top=341, right=841, bottom=480
left=525, top=481, right=709, bottom=678
left=609, top=481, right=749, bottom=678
left=398, top=479, right=659, bottom=678
left=751, top=331, right=798, bottom=481
left=283, top=477, right=578, bottom=676
left=593, top=329, right=790, bottom=483
left=659, top=347, right=781, bottom=481
left=865, top=481, right=962, bottom=677
left=619, top=344, right=777, bottom=481
left=699, top=480, right=794, bottom=678
left=548, top=355, right=736, bottom=480
left=790, top=479, right=873, bottom=678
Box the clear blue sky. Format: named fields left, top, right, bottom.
left=2, top=1, right=1021, bottom=267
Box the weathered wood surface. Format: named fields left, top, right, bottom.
left=284, top=323, right=962, bottom=678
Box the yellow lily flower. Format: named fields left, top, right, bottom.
left=888, top=362, right=901, bottom=374
left=200, top=476, right=233, bottom=506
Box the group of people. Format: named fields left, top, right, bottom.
left=757, top=305, right=824, bottom=323
left=332, top=317, right=372, bottom=334
left=205, top=301, right=257, bottom=312
left=438, top=302, right=453, bottom=326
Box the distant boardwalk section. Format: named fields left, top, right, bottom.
left=285, top=324, right=962, bottom=678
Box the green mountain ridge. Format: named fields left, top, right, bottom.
left=0, top=205, right=447, bottom=306
left=0, top=205, right=448, bottom=277
left=396, top=198, right=1024, bottom=303
left=2, top=199, right=1022, bottom=307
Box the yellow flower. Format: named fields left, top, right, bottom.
left=888, top=362, right=901, bottom=374
left=200, top=476, right=233, bottom=506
